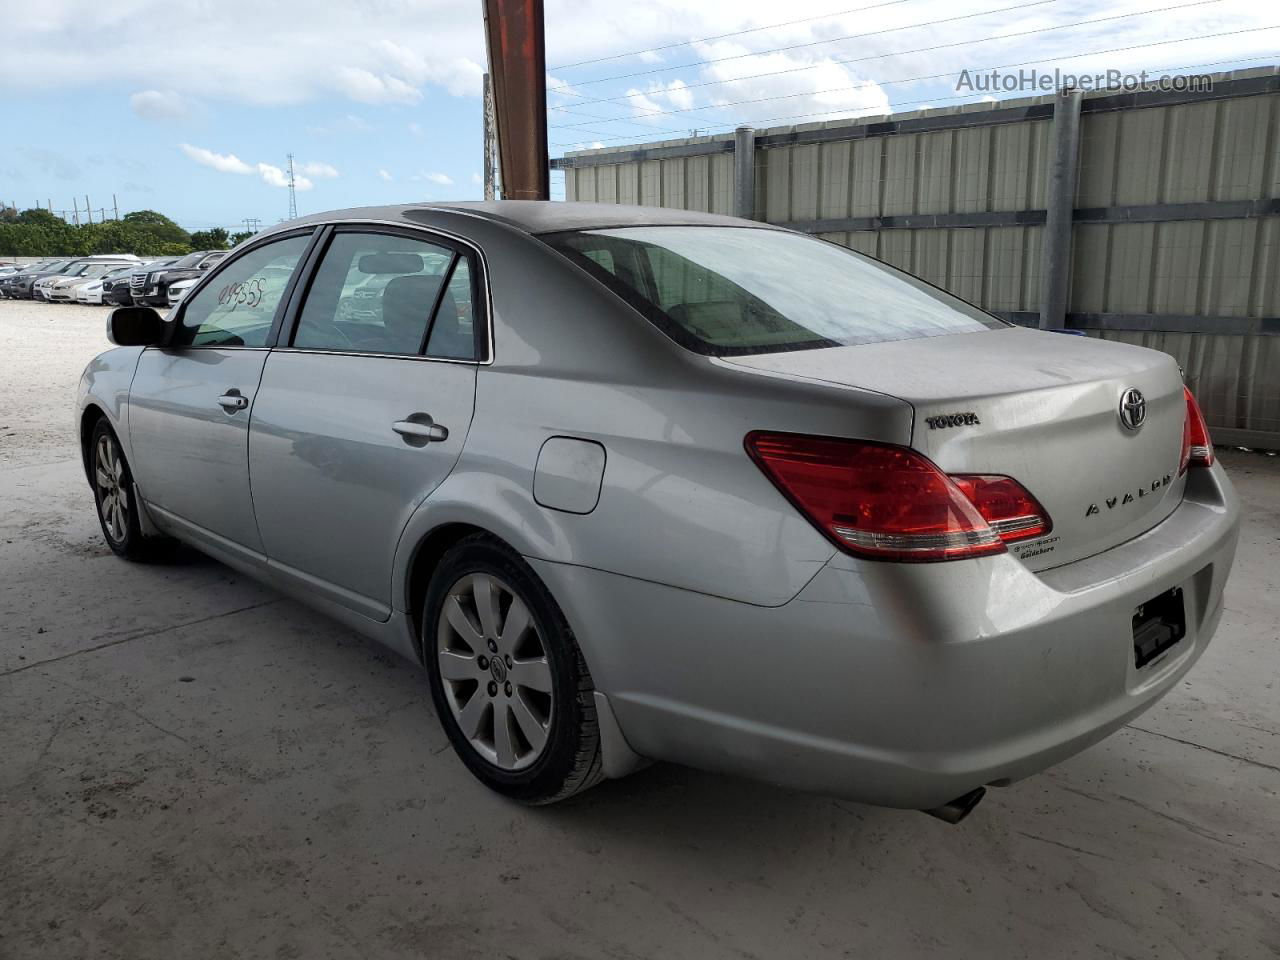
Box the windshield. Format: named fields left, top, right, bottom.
left=544, top=226, right=1005, bottom=356
left=170, top=252, right=206, bottom=268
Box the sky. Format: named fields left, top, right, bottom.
left=1, top=0, right=1275, bottom=231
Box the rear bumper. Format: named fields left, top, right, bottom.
left=533, top=463, right=1240, bottom=808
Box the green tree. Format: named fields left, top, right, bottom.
left=229, top=230, right=255, bottom=247
left=122, top=210, right=190, bottom=247
left=189, top=227, right=230, bottom=250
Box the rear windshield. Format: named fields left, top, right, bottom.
left=543, top=226, right=1005, bottom=356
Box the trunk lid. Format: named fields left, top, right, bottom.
left=722, top=327, right=1187, bottom=571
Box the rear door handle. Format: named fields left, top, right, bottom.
left=392, top=416, right=449, bottom=444
left=217, top=390, right=248, bottom=412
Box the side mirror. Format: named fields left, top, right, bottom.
left=107, top=306, right=165, bottom=347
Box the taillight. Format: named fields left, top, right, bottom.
left=949, top=475, right=1052, bottom=544
left=1180, top=386, right=1214, bottom=474
left=745, top=433, right=1051, bottom=562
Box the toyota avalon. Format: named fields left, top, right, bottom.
left=76, top=202, right=1238, bottom=819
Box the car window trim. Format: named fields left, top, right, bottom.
left=276, top=222, right=490, bottom=365
left=164, top=227, right=323, bottom=351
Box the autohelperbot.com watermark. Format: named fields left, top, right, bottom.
left=956, top=68, right=1213, bottom=94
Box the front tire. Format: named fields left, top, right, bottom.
left=89, top=419, right=172, bottom=561
left=424, top=535, right=604, bottom=804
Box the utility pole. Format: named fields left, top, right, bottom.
left=85, top=195, right=92, bottom=225
left=483, top=72, right=497, bottom=200
left=71, top=198, right=79, bottom=226
left=113, top=194, right=119, bottom=220
left=482, top=0, right=549, bottom=201
left=286, top=154, right=298, bottom=220
left=1040, top=87, right=1083, bottom=330
left=243, top=217, right=261, bottom=235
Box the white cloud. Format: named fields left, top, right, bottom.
left=422, top=172, right=453, bottom=185
left=0, top=2, right=489, bottom=107
left=299, top=161, right=339, bottom=179
left=179, top=143, right=253, bottom=175
left=258, top=162, right=313, bottom=191
left=378, top=169, right=394, bottom=182
left=179, top=143, right=323, bottom=191
left=470, top=172, right=482, bottom=185
left=334, top=66, right=422, bottom=105
left=130, top=89, right=193, bottom=123
left=696, top=39, right=890, bottom=121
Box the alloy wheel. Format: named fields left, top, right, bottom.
left=435, top=572, right=554, bottom=771
left=95, top=433, right=128, bottom=543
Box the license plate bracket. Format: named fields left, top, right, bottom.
left=1132, top=586, right=1186, bottom=669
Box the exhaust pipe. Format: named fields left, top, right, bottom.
left=921, top=786, right=986, bottom=825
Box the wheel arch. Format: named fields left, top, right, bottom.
left=79, top=403, right=110, bottom=486
left=403, top=521, right=489, bottom=659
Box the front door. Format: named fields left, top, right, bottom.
left=128, top=232, right=314, bottom=554
left=248, top=228, right=482, bottom=618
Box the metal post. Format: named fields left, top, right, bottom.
left=482, top=72, right=497, bottom=200
left=482, top=0, right=549, bottom=201
left=113, top=194, right=119, bottom=220
left=71, top=198, right=79, bottom=226
left=85, top=195, right=92, bottom=225
left=1040, top=88, right=1082, bottom=330
left=733, top=126, right=756, bottom=220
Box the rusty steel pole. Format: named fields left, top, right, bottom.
left=482, top=0, right=549, bottom=201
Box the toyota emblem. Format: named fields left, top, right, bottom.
left=1119, top=388, right=1147, bottom=430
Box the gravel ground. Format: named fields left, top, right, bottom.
left=0, top=301, right=103, bottom=469
left=1, top=298, right=1278, bottom=959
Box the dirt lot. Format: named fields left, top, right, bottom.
left=1, top=299, right=1278, bottom=959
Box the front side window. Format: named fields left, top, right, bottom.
left=544, top=226, right=1005, bottom=356
left=174, top=233, right=311, bottom=348
left=292, top=231, right=475, bottom=358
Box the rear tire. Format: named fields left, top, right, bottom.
left=424, top=534, right=604, bottom=804
left=89, top=419, right=173, bottom=562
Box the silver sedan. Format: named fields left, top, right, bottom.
left=76, top=202, right=1239, bottom=819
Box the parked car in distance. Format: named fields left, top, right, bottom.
left=133, top=250, right=226, bottom=307
left=166, top=275, right=198, bottom=306
left=1, top=258, right=76, bottom=299
left=123, top=256, right=180, bottom=305
left=47, top=261, right=137, bottom=302
left=77, top=265, right=140, bottom=305
left=31, top=255, right=139, bottom=301
left=77, top=202, right=1239, bottom=820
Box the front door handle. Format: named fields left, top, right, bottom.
left=392, top=415, right=449, bottom=444
left=217, top=390, right=248, bottom=412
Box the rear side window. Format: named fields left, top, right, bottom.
left=544, top=226, right=1005, bottom=356
left=175, top=233, right=311, bottom=348
left=291, top=231, right=477, bottom=359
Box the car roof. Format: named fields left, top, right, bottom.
left=284, top=201, right=779, bottom=237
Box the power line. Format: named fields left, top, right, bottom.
left=549, top=52, right=1273, bottom=149
left=549, top=22, right=1271, bottom=132
left=548, top=0, right=923, bottom=71
left=549, top=0, right=1073, bottom=93
left=547, top=0, right=1223, bottom=112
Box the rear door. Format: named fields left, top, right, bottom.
left=248, top=226, right=482, bottom=619
left=127, top=231, right=315, bottom=554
